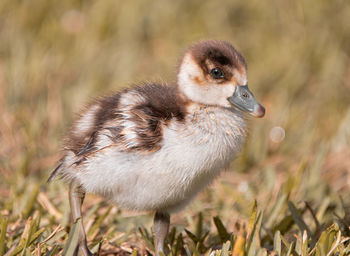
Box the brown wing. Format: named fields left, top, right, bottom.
left=88, top=83, right=188, bottom=154
left=49, top=83, right=188, bottom=180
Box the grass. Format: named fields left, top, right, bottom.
left=0, top=0, right=350, bottom=255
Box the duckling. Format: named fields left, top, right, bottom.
left=49, top=40, right=265, bottom=256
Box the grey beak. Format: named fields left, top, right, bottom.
left=227, top=85, right=265, bottom=118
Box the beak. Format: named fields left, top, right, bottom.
left=227, top=85, right=265, bottom=118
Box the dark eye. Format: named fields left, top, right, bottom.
left=210, top=67, right=224, bottom=79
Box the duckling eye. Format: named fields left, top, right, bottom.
left=210, top=68, right=224, bottom=79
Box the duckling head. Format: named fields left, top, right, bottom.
left=177, top=40, right=265, bottom=118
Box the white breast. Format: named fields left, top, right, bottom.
left=75, top=106, right=246, bottom=213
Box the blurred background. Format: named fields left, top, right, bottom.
left=0, top=0, right=349, bottom=254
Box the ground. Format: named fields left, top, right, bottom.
left=0, top=0, right=350, bottom=255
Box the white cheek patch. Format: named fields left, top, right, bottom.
left=177, top=54, right=206, bottom=102
left=203, top=83, right=235, bottom=107
left=178, top=53, right=249, bottom=107
left=178, top=54, right=203, bottom=87
left=178, top=55, right=236, bottom=107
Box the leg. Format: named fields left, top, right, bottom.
left=153, top=212, right=170, bottom=256
left=69, top=181, right=93, bottom=256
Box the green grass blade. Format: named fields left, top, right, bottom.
left=246, top=212, right=263, bottom=256
left=196, top=212, right=203, bottom=238
left=46, top=245, right=59, bottom=256
left=87, top=205, right=112, bottom=237
left=138, top=227, right=154, bottom=250
left=213, top=216, right=230, bottom=243
left=22, top=184, right=40, bottom=218
left=173, top=232, right=183, bottom=256
left=288, top=201, right=311, bottom=236
left=62, top=218, right=80, bottom=256
left=265, top=193, right=287, bottom=229
left=0, top=217, right=8, bottom=256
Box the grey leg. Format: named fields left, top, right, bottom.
left=154, top=212, right=170, bottom=256
left=69, top=181, right=93, bottom=256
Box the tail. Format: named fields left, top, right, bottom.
left=47, top=161, right=64, bottom=182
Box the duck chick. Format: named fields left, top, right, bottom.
left=49, top=40, right=265, bottom=255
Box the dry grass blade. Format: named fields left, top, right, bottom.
left=232, top=226, right=245, bottom=256
left=37, top=192, right=63, bottom=220
left=40, top=225, right=64, bottom=244
left=220, top=241, right=231, bottom=256
left=273, top=230, right=281, bottom=256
